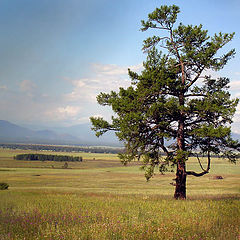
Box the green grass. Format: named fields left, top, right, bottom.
left=0, top=148, right=239, bottom=239
left=0, top=191, right=239, bottom=240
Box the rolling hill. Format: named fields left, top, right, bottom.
left=0, top=120, right=121, bottom=146
left=0, top=120, right=239, bottom=146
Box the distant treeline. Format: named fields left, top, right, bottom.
left=0, top=143, right=123, bottom=154
left=14, top=154, right=83, bottom=162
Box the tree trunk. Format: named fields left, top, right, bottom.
left=175, top=98, right=186, bottom=199
left=174, top=161, right=186, bottom=199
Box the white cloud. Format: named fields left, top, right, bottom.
left=229, top=80, right=240, bottom=90
left=45, top=105, right=82, bottom=121
left=51, top=62, right=143, bottom=125
left=232, top=125, right=240, bottom=134
left=65, top=78, right=96, bottom=103
left=77, top=116, right=91, bottom=123
left=92, top=63, right=142, bottom=76
left=233, top=105, right=240, bottom=117
left=232, top=104, right=240, bottom=134
left=64, top=63, right=142, bottom=104
left=57, top=106, right=81, bottom=117
left=229, top=80, right=240, bottom=99
left=92, top=63, right=127, bottom=76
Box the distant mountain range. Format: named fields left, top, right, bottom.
left=0, top=120, right=239, bottom=146
left=0, top=120, right=121, bottom=146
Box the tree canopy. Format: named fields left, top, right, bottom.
left=90, top=5, right=240, bottom=199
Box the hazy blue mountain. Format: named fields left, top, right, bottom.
left=0, top=120, right=35, bottom=141
left=35, top=129, right=59, bottom=139
left=0, top=120, right=238, bottom=146
left=51, top=123, right=121, bottom=146
left=0, top=120, right=80, bottom=145
left=0, top=120, right=121, bottom=146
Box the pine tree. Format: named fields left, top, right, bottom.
left=90, top=5, right=240, bottom=199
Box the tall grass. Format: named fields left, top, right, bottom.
left=0, top=191, right=239, bottom=240
left=0, top=149, right=239, bottom=239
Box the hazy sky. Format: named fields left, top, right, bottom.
left=0, top=0, right=239, bottom=133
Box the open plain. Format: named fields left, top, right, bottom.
left=0, top=148, right=239, bottom=239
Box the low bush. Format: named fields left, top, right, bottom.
left=0, top=182, right=9, bottom=190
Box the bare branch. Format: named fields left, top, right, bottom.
left=169, top=29, right=185, bottom=85
left=186, top=170, right=209, bottom=177
left=159, top=137, right=169, bottom=154
left=186, top=151, right=211, bottom=177
left=184, top=93, right=207, bottom=98
left=159, top=36, right=171, bottom=41
left=196, top=154, right=206, bottom=172
left=186, top=67, right=205, bottom=89
left=155, top=26, right=171, bottom=31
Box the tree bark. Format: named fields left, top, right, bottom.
left=174, top=128, right=187, bottom=200
left=174, top=161, right=186, bottom=199
left=175, top=94, right=187, bottom=199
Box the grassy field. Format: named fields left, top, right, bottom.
left=0, top=148, right=239, bottom=239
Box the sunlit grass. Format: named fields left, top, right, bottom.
left=0, top=148, right=239, bottom=239
left=0, top=191, right=239, bottom=240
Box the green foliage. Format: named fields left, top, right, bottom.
left=141, top=5, right=180, bottom=32
left=0, top=182, right=9, bottom=190
left=91, top=4, right=240, bottom=188
left=14, top=154, right=83, bottom=162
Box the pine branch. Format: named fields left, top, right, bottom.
left=184, top=93, right=207, bottom=98
left=186, top=151, right=211, bottom=177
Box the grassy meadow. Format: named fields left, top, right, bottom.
left=0, top=148, right=239, bottom=239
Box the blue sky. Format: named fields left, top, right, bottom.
left=0, top=0, right=240, bottom=133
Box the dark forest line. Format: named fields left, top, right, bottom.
left=0, top=143, right=123, bottom=154
left=14, top=153, right=83, bottom=162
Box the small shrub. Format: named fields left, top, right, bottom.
left=62, top=162, right=68, bottom=169
left=0, top=182, right=9, bottom=190
left=213, top=175, right=224, bottom=180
